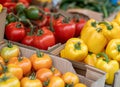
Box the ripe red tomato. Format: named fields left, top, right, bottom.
left=32, top=27, right=56, bottom=50
left=5, top=22, right=26, bottom=42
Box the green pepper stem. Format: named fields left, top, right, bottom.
left=117, top=45, right=120, bottom=52
left=7, top=41, right=13, bottom=48
left=36, top=50, right=44, bottom=58
left=91, top=22, right=97, bottom=27
left=96, top=28, right=102, bottom=32
left=99, top=22, right=113, bottom=30
left=74, top=42, right=81, bottom=50
left=97, top=52, right=110, bottom=63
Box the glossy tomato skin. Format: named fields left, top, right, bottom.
left=74, top=19, right=86, bottom=37
left=8, top=57, right=32, bottom=75
left=47, top=76, right=65, bottom=87
left=21, top=77, right=43, bottom=87
left=32, top=27, right=56, bottom=50
left=54, top=20, right=75, bottom=43
left=36, top=68, right=53, bottom=82
left=21, top=35, right=34, bottom=46
left=3, top=2, right=16, bottom=13
left=30, top=53, right=52, bottom=71
left=0, top=73, right=20, bottom=87
left=62, top=72, right=79, bottom=85
left=5, top=22, right=26, bottom=42
left=7, top=64, right=23, bottom=80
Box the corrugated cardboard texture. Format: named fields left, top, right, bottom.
left=0, top=8, right=7, bottom=42
left=0, top=41, right=105, bottom=87
left=67, top=9, right=103, bottom=21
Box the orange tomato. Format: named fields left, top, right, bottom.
left=0, top=56, right=5, bottom=74
left=7, top=64, right=23, bottom=80
left=62, top=72, right=79, bottom=85
left=21, top=77, right=43, bottom=87
left=36, top=68, right=53, bottom=82
left=74, top=83, right=87, bottom=87
left=8, top=56, right=32, bottom=75
left=51, top=67, right=62, bottom=77
left=30, top=52, right=52, bottom=71
left=47, top=76, right=65, bottom=87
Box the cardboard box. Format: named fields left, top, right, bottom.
left=49, top=44, right=120, bottom=87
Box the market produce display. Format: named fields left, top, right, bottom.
left=0, top=42, right=86, bottom=87
left=1, top=0, right=120, bottom=87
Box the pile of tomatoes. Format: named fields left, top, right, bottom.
left=4, top=2, right=86, bottom=50
left=0, top=42, right=86, bottom=87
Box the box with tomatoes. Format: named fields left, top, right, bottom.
left=0, top=39, right=105, bottom=87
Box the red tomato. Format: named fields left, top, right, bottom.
left=21, top=35, right=34, bottom=46
left=5, top=22, right=26, bottom=42
left=74, top=19, right=86, bottom=37
left=53, top=19, right=76, bottom=43
left=18, top=0, right=29, bottom=7
left=32, top=15, right=48, bottom=27
left=3, top=2, right=16, bottom=13
left=32, top=27, right=56, bottom=50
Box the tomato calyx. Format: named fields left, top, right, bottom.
left=65, top=83, right=74, bottom=87
left=0, top=63, right=8, bottom=73
left=0, top=74, right=10, bottom=82
left=36, top=50, right=44, bottom=58
left=7, top=41, right=13, bottom=48
left=50, top=67, right=55, bottom=72
left=37, top=29, right=44, bottom=36
left=18, top=57, right=23, bottom=62
left=16, top=23, right=23, bottom=28
left=43, top=79, right=50, bottom=86
left=29, top=72, right=36, bottom=80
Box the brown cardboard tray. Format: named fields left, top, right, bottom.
left=0, top=40, right=105, bottom=87
left=49, top=44, right=120, bottom=87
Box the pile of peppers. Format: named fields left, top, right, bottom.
left=60, top=11, right=120, bottom=85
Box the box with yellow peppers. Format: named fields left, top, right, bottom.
left=50, top=11, right=120, bottom=87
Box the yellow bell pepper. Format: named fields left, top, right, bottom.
left=99, top=21, right=120, bottom=41
left=106, top=39, right=120, bottom=62
left=81, top=19, right=107, bottom=54
left=95, top=52, right=119, bottom=85
left=0, top=4, right=3, bottom=13
left=84, top=52, right=97, bottom=66
left=112, top=11, right=120, bottom=25
left=60, top=38, right=88, bottom=61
